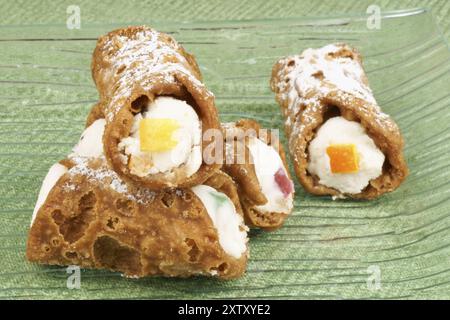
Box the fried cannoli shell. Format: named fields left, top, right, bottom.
left=90, top=26, right=221, bottom=190
left=85, top=101, right=105, bottom=128
left=91, top=26, right=202, bottom=102
left=270, top=44, right=408, bottom=199
left=221, top=119, right=293, bottom=231
left=26, top=158, right=247, bottom=279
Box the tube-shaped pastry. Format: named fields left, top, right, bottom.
left=91, top=26, right=221, bottom=190
left=27, top=121, right=248, bottom=279
left=221, top=119, right=294, bottom=230
left=27, top=159, right=248, bottom=279
left=270, top=44, right=408, bottom=199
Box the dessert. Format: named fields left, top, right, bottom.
left=27, top=119, right=248, bottom=279
left=221, top=119, right=294, bottom=230
left=270, top=43, right=408, bottom=199
left=26, top=26, right=250, bottom=280
left=27, top=158, right=248, bottom=279
left=91, top=26, right=221, bottom=190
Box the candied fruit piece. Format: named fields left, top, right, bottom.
left=274, top=168, right=294, bottom=197
left=326, top=144, right=359, bottom=174
left=139, top=118, right=179, bottom=152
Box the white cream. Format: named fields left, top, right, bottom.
left=247, top=137, right=293, bottom=214
left=31, top=163, right=68, bottom=226
left=191, top=185, right=247, bottom=259
left=70, top=119, right=105, bottom=158
left=307, top=116, right=385, bottom=194
left=119, top=97, right=202, bottom=177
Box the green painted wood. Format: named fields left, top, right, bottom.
left=0, top=3, right=449, bottom=299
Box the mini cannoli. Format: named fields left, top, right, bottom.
left=27, top=159, right=248, bottom=279
left=221, top=119, right=294, bottom=230
left=27, top=122, right=248, bottom=279
left=270, top=44, right=408, bottom=199
left=91, top=26, right=221, bottom=190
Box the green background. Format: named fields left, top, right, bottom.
left=1, top=0, right=450, bottom=299
left=0, top=0, right=449, bottom=42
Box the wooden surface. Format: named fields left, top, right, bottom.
left=0, top=1, right=450, bottom=300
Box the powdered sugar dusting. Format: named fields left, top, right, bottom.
left=68, top=157, right=155, bottom=204
left=273, top=44, right=393, bottom=161
left=277, top=44, right=377, bottom=106
left=62, top=182, right=78, bottom=192
left=99, top=27, right=213, bottom=123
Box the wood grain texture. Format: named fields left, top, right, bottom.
left=0, top=3, right=449, bottom=299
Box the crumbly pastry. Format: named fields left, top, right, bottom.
left=270, top=43, right=408, bottom=199
left=26, top=157, right=248, bottom=279
left=221, top=119, right=294, bottom=230
left=91, top=26, right=221, bottom=190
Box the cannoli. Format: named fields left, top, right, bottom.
left=27, top=161, right=248, bottom=279
left=270, top=44, right=408, bottom=199
left=91, top=26, right=221, bottom=190
left=27, top=119, right=248, bottom=279
left=221, top=119, right=294, bottom=230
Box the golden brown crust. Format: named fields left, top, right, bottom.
left=85, top=101, right=105, bottom=128
left=221, top=119, right=293, bottom=230
left=270, top=44, right=408, bottom=199
left=83, top=103, right=295, bottom=229
left=91, top=26, right=202, bottom=102
left=90, top=26, right=221, bottom=190
left=26, top=158, right=247, bottom=280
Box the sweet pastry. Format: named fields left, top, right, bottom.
left=270, top=43, right=408, bottom=199
left=82, top=115, right=296, bottom=230
left=27, top=159, right=248, bottom=279
left=221, top=119, right=294, bottom=230
left=26, top=119, right=248, bottom=279
left=91, top=26, right=221, bottom=190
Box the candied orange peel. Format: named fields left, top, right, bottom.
left=326, top=144, right=359, bottom=174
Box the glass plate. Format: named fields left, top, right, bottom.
left=1, top=8, right=449, bottom=299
